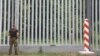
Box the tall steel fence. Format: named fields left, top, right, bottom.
left=0, top=0, right=100, bottom=50
left=91, top=0, right=100, bottom=50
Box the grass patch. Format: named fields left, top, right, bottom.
left=0, top=52, right=99, bottom=56
left=0, top=52, right=79, bottom=56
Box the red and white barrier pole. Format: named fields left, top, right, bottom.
left=83, top=19, right=89, bottom=51
left=79, top=19, right=95, bottom=55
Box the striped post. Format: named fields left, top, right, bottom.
left=79, top=19, right=95, bottom=56
left=84, top=19, right=89, bottom=51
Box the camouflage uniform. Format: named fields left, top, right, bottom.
left=9, top=28, right=18, bottom=55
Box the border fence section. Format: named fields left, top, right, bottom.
left=0, top=0, right=100, bottom=51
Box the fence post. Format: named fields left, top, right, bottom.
left=12, top=0, right=15, bottom=26
left=15, top=0, right=19, bottom=29
left=0, top=0, right=2, bottom=45
left=87, top=0, right=92, bottom=19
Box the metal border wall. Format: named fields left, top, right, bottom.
left=0, top=0, right=86, bottom=45
left=0, top=0, right=100, bottom=50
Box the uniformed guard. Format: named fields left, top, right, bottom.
left=8, top=24, right=19, bottom=55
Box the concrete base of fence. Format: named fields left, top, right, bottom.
left=0, top=45, right=83, bottom=53
left=78, top=51, right=96, bottom=56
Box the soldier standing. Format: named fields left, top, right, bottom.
left=8, top=24, right=19, bottom=55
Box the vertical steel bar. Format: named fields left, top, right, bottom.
left=7, top=0, right=11, bottom=45
left=28, top=0, right=30, bottom=45
left=24, top=0, right=26, bottom=45
left=35, top=0, right=38, bottom=45
left=32, top=0, right=34, bottom=45
left=54, top=0, right=56, bottom=45
left=58, top=0, right=60, bottom=45
left=92, top=0, right=95, bottom=49
left=76, top=0, right=79, bottom=45
left=95, top=0, right=98, bottom=49
left=46, top=0, right=49, bottom=45
left=0, top=0, right=2, bottom=45
left=80, top=0, right=82, bottom=45
left=3, top=0, right=7, bottom=45
left=43, top=0, right=45, bottom=45
left=65, top=0, right=67, bottom=45
left=61, top=0, right=64, bottom=44
left=12, top=0, right=14, bottom=27
left=15, top=0, right=19, bottom=44
left=50, top=0, right=53, bottom=44
left=69, top=0, right=71, bottom=44
left=83, top=0, right=86, bottom=19
left=99, top=0, right=100, bottom=49
left=72, top=0, right=75, bottom=45
left=15, top=0, right=19, bottom=29
left=39, top=0, right=42, bottom=45
left=97, top=0, right=99, bottom=50
left=20, top=0, right=23, bottom=45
